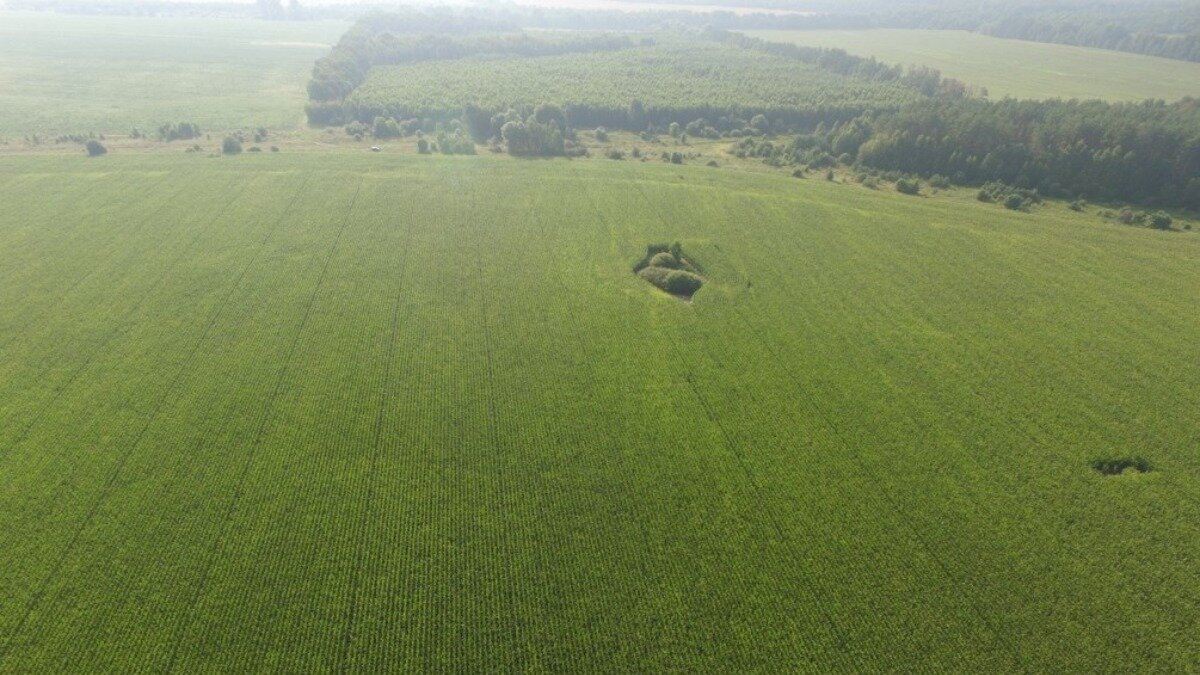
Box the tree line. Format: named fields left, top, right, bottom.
left=752, top=96, right=1200, bottom=210
left=306, top=20, right=637, bottom=125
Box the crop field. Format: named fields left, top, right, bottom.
left=0, top=11, right=347, bottom=136
left=745, top=29, right=1200, bottom=102
left=0, top=152, right=1196, bottom=671
left=345, top=40, right=918, bottom=123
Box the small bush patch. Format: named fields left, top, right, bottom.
left=1091, top=457, right=1152, bottom=476
left=633, top=242, right=704, bottom=299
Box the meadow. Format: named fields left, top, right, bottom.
left=0, top=11, right=346, bottom=136
left=0, top=151, right=1196, bottom=671
left=746, top=29, right=1200, bottom=101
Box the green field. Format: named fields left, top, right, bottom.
left=0, top=152, right=1196, bottom=671
left=346, top=39, right=916, bottom=122
left=746, top=29, right=1200, bottom=101
left=0, top=12, right=346, bottom=136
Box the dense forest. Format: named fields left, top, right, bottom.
left=341, top=40, right=922, bottom=132
left=747, top=97, right=1200, bottom=209
left=306, top=15, right=965, bottom=127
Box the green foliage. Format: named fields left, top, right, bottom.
left=1091, top=457, right=1153, bottom=475
left=637, top=266, right=704, bottom=297
left=373, top=116, right=402, bottom=139
left=649, top=252, right=679, bottom=269
left=895, top=178, right=920, bottom=195
left=158, top=122, right=201, bottom=142
left=501, top=117, right=565, bottom=157
left=436, top=130, right=476, bottom=155
left=855, top=98, right=1200, bottom=209
left=976, top=182, right=1041, bottom=211
left=344, top=38, right=918, bottom=132
left=84, top=139, right=107, bottom=156
left=222, top=136, right=243, bottom=155
left=1149, top=211, right=1174, bottom=230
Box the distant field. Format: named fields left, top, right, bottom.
left=0, top=12, right=347, bottom=136
left=0, top=152, right=1196, bottom=671
left=347, top=39, right=917, bottom=124
left=746, top=29, right=1200, bottom=101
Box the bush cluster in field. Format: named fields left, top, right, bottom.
left=633, top=243, right=703, bottom=298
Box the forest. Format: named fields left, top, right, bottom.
left=305, top=13, right=1200, bottom=209
left=763, top=97, right=1200, bottom=209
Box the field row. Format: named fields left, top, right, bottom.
left=0, top=155, right=1196, bottom=670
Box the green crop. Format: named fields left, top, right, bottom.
left=0, top=152, right=1195, bottom=671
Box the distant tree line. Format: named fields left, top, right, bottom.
left=307, top=17, right=965, bottom=130
left=16, top=0, right=1200, bottom=65
left=862, top=0, right=1200, bottom=63
left=305, top=21, right=637, bottom=125
left=744, top=96, right=1200, bottom=209
left=708, top=30, right=974, bottom=100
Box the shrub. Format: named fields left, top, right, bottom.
left=158, top=122, right=201, bottom=142
left=417, top=138, right=430, bottom=154
left=606, top=149, right=625, bottom=160
left=649, top=252, right=680, bottom=269
left=706, top=159, right=718, bottom=167
left=594, top=127, right=609, bottom=142
left=670, top=152, right=683, bottom=164
left=1149, top=211, right=1173, bottom=230
left=825, top=169, right=835, bottom=181
left=929, top=174, right=950, bottom=189
left=631, top=147, right=641, bottom=158
left=373, top=116, right=402, bottom=139
left=1069, top=199, right=1086, bottom=212
left=1003, top=194, right=1027, bottom=210
left=248, top=146, right=262, bottom=153
left=862, top=176, right=879, bottom=189
left=637, top=266, right=703, bottom=297
left=896, top=178, right=920, bottom=195
left=270, top=146, right=280, bottom=153
left=85, top=140, right=107, bottom=157
left=222, top=136, right=242, bottom=155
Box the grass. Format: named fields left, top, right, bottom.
left=745, top=29, right=1200, bottom=101
left=0, top=11, right=347, bottom=136
left=0, top=151, right=1196, bottom=671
